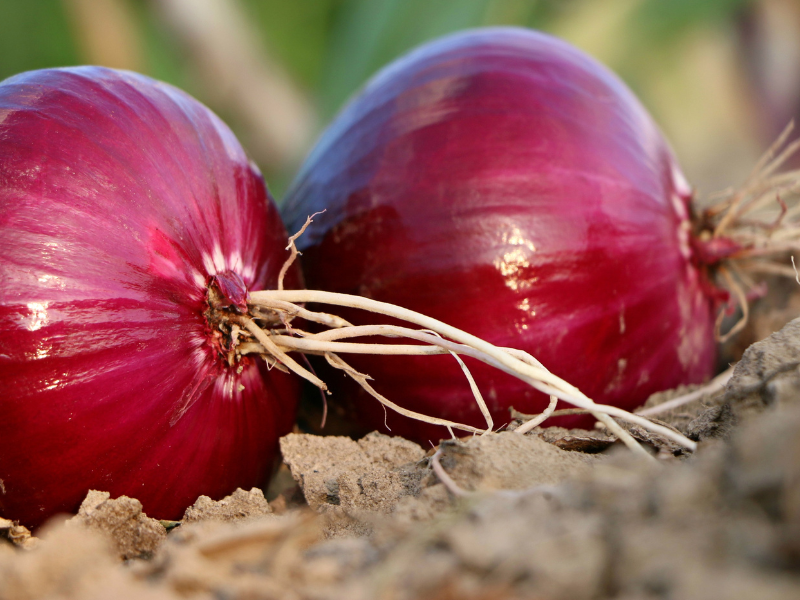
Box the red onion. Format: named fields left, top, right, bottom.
left=282, top=28, right=717, bottom=442
left=0, top=67, right=300, bottom=528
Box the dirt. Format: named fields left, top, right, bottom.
left=280, top=431, right=427, bottom=514
left=182, top=487, right=272, bottom=524
left=68, top=490, right=167, bottom=561
left=1, top=319, right=800, bottom=599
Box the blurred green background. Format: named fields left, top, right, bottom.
left=2, top=0, right=799, bottom=200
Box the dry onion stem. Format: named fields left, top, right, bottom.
left=701, top=121, right=800, bottom=340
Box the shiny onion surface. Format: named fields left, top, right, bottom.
left=0, top=67, right=299, bottom=528
left=282, top=28, right=716, bottom=443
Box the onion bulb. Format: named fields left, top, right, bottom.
left=281, top=28, right=718, bottom=442
left=0, top=67, right=300, bottom=528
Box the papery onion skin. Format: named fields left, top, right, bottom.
left=282, top=28, right=716, bottom=443
left=0, top=67, right=300, bottom=528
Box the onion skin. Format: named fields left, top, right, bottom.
left=282, top=28, right=716, bottom=443
left=0, top=67, right=299, bottom=528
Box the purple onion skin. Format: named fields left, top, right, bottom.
left=282, top=28, right=716, bottom=443
left=0, top=67, right=299, bottom=528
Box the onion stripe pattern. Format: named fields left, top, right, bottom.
left=0, top=67, right=299, bottom=528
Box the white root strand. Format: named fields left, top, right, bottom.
left=526, top=381, right=695, bottom=452
left=431, top=449, right=469, bottom=497
left=274, top=332, right=687, bottom=450
left=439, top=338, right=493, bottom=434
left=298, top=325, right=679, bottom=451
left=514, top=395, right=559, bottom=434
left=240, top=317, right=327, bottom=390
left=636, top=367, right=734, bottom=417
left=272, top=336, right=448, bottom=356
left=253, top=298, right=352, bottom=329
left=277, top=212, right=322, bottom=291
left=324, top=352, right=485, bottom=434
left=251, top=291, right=691, bottom=455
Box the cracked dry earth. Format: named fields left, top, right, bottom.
left=2, top=318, right=800, bottom=600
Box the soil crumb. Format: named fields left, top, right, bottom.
left=0, top=521, right=176, bottom=600
left=280, top=431, right=427, bottom=513
left=722, top=315, right=800, bottom=416
left=0, top=518, right=37, bottom=550
left=182, top=488, right=271, bottom=523
left=68, top=490, right=166, bottom=560
left=437, top=430, right=596, bottom=491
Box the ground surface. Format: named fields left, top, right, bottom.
left=2, top=318, right=800, bottom=600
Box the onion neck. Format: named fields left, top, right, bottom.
left=684, top=124, right=800, bottom=342
left=204, top=270, right=280, bottom=368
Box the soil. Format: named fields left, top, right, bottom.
left=2, top=318, right=800, bottom=599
